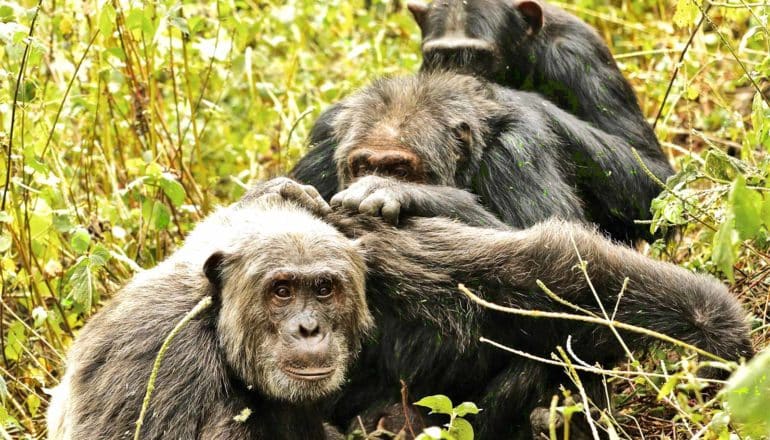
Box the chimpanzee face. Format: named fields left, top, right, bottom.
left=332, top=73, right=500, bottom=189
left=204, top=208, right=371, bottom=402
left=408, top=0, right=544, bottom=81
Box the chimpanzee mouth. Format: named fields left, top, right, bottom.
left=282, top=366, right=336, bottom=381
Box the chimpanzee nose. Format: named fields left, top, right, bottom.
left=292, top=315, right=326, bottom=346
left=299, top=318, right=320, bottom=339
left=348, top=149, right=419, bottom=180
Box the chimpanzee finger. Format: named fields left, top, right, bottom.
left=358, top=194, right=385, bottom=217
left=381, top=199, right=401, bottom=225
left=278, top=181, right=323, bottom=214
left=300, top=184, right=331, bottom=214
left=329, top=191, right=344, bottom=208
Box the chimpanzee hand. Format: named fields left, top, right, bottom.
left=242, top=177, right=331, bottom=217
left=330, top=175, right=406, bottom=224
left=330, top=175, right=508, bottom=228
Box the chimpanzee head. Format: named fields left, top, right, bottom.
left=203, top=204, right=372, bottom=402
left=332, top=72, right=502, bottom=189
left=408, top=0, right=544, bottom=82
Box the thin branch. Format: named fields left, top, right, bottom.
left=458, top=284, right=729, bottom=362
left=653, top=4, right=713, bottom=129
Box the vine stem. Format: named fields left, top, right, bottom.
left=133, top=296, right=213, bottom=440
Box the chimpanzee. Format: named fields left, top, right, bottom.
left=291, top=72, right=673, bottom=242
left=326, top=187, right=751, bottom=439
left=47, top=178, right=372, bottom=440
left=407, top=0, right=668, bottom=161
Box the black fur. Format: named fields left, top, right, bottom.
left=292, top=73, right=672, bottom=242
left=329, top=211, right=753, bottom=439
left=412, top=0, right=667, bottom=157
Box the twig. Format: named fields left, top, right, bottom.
left=133, top=296, right=213, bottom=440
left=692, top=0, right=770, bottom=107
left=3, top=0, right=44, bottom=210
left=556, top=346, right=601, bottom=439
left=399, top=379, right=418, bottom=438
left=653, top=4, right=713, bottom=129
left=458, top=285, right=728, bottom=362
left=478, top=337, right=724, bottom=383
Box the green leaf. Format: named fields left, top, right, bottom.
left=152, top=202, right=171, bottom=230
left=70, top=227, right=91, bottom=254
left=673, top=0, right=699, bottom=28
left=704, top=149, right=739, bottom=181
left=4, top=321, right=26, bottom=362
left=416, top=427, right=443, bottom=440
left=729, top=176, right=763, bottom=240
left=722, top=347, right=770, bottom=437
left=67, top=258, right=93, bottom=309
left=143, top=199, right=172, bottom=230
left=91, top=245, right=111, bottom=267
left=657, top=374, right=680, bottom=400
left=167, top=4, right=190, bottom=37
left=232, top=407, right=252, bottom=422
left=0, top=234, right=10, bottom=253
left=159, top=174, right=186, bottom=207
left=712, top=216, right=738, bottom=283
left=453, top=402, right=481, bottom=417
left=26, top=394, right=40, bottom=416
left=762, top=193, right=770, bottom=230
left=415, top=395, right=453, bottom=415
left=449, top=417, right=474, bottom=440
left=98, top=4, right=116, bottom=38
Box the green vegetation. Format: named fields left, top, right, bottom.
left=0, top=0, right=768, bottom=438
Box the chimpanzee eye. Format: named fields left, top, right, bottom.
left=316, top=280, right=333, bottom=299
left=273, top=283, right=292, bottom=299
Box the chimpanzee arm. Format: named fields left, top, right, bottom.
left=289, top=104, right=342, bottom=200
left=540, top=96, right=673, bottom=241
left=470, top=113, right=587, bottom=228
left=398, top=217, right=752, bottom=361
left=534, top=13, right=663, bottom=154
left=490, top=88, right=672, bottom=241
left=329, top=175, right=507, bottom=228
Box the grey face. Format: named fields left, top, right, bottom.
left=208, top=224, right=371, bottom=403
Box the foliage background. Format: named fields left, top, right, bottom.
left=0, top=0, right=768, bottom=438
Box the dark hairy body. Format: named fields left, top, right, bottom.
left=328, top=209, right=752, bottom=439
left=408, top=0, right=668, bottom=161
left=47, top=179, right=752, bottom=439
left=47, top=179, right=372, bottom=440
left=292, top=72, right=672, bottom=242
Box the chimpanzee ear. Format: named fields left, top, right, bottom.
left=514, top=0, right=544, bottom=34
left=407, top=1, right=429, bottom=30
left=452, top=122, right=473, bottom=151
left=203, top=251, right=227, bottom=290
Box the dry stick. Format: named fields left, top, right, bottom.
left=556, top=346, right=600, bottom=439
left=478, top=337, right=724, bottom=382
left=133, top=296, right=213, bottom=440
left=653, top=4, right=712, bottom=130
left=457, top=285, right=728, bottom=363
